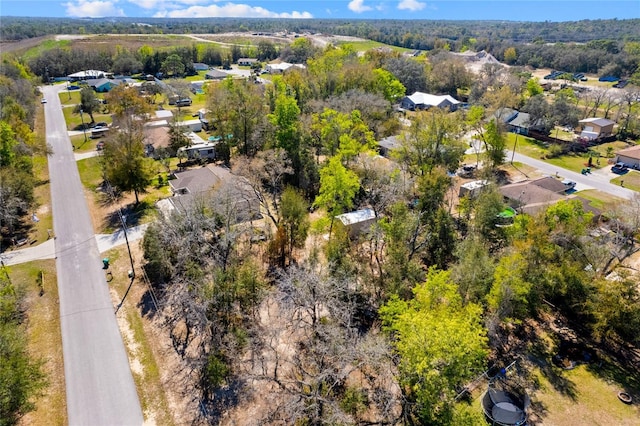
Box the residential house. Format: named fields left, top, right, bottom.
left=205, top=69, right=229, bottom=80
left=85, top=78, right=121, bottom=93
left=237, top=58, right=258, bottom=66
left=529, top=176, right=569, bottom=194
left=168, top=165, right=261, bottom=223
left=143, top=126, right=171, bottom=158
left=68, top=70, right=109, bottom=82
left=335, top=208, right=377, bottom=237
left=400, top=92, right=460, bottom=111
left=193, top=63, right=209, bottom=71
left=377, top=135, right=400, bottom=157
left=191, top=81, right=205, bottom=94
left=578, top=118, right=616, bottom=140
left=614, top=144, right=640, bottom=169
left=177, top=142, right=217, bottom=162
left=499, top=180, right=565, bottom=215
left=494, top=108, right=542, bottom=135
left=265, top=62, right=306, bottom=74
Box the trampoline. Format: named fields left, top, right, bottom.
left=482, top=388, right=527, bottom=426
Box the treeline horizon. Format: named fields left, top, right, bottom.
left=2, top=16, right=640, bottom=44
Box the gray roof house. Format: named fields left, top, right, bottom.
left=400, top=92, right=460, bottom=111
left=499, top=180, right=565, bottom=215
left=193, top=63, right=209, bottom=71
left=168, top=165, right=261, bottom=223
left=205, top=69, right=229, bottom=80
left=377, top=136, right=401, bottom=157
left=493, top=108, right=543, bottom=135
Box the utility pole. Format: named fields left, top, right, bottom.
left=511, top=134, right=518, bottom=164
left=80, top=109, right=87, bottom=143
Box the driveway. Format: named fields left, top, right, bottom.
left=42, top=84, right=143, bottom=425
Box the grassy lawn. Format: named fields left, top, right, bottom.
left=531, top=364, right=639, bottom=425
left=546, top=152, right=595, bottom=173
left=334, top=39, right=412, bottom=53
left=572, top=189, right=626, bottom=210
left=77, top=154, right=171, bottom=233
left=58, top=89, right=81, bottom=106
left=9, top=260, right=67, bottom=426
left=508, top=132, right=550, bottom=159
left=62, top=105, right=112, bottom=131
left=610, top=169, right=640, bottom=192
left=183, top=70, right=209, bottom=82
left=77, top=156, right=103, bottom=191
left=70, top=133, right=100, bottom=152
left=105, top=245, right=175, bottom=424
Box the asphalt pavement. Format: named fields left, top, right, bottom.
left=508, top=150, right=636, bottom=200
left=42, top=84, right=144, bottom=425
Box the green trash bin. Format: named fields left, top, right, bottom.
left=102, top=258, right=110, bottom=269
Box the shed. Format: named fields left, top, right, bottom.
left=614, top=144, right=640, bottom=169
left=335, top=208, right=377, bottom=236
left=400, top=92, right=460, bottom=111
left=578, top=118, right=615, bottom=140
left=459, top=180, right=489, bottom=198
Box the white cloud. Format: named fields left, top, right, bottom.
left=131, top=0, right=208, bottom=10
left=348, top=0, right=372, bottom=13
left=397, top=0, right=426, bottom=11
left=155, top=3, right=312, bottom=18
left=64, top=0, right=125, bottom=17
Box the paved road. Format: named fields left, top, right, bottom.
left=42, top=85, right=143, bottom=425
left=508, top=150, right=636, bottom=201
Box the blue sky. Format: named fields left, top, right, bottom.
left=1, top=1, right=638, bottom=21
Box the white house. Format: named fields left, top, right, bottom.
left=266, top=62, right=306, bottom=74
left=400, top=92, right=460, bottom=111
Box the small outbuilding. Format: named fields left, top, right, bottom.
left=335, top=208, right=377, bottom=236
left=578, top=117, right=616, bottom=140
left=459, top=180, right=489, bottom=198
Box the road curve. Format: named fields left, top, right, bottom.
left=508, top=150, right=635, bottom=201
left=43, top=85, right=143, bottom=425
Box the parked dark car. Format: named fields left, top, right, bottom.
left=176, top=98, right=192, bottom=107
left=612, top=162, right=628, bottom=174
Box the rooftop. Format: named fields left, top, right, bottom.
left=336, top=208, right=376, bottom=226
left=616, top=144, right=640, bottom=160
left=406, top=92, right=460, bottom=107
left=579, top=117, right=616, bottom=127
